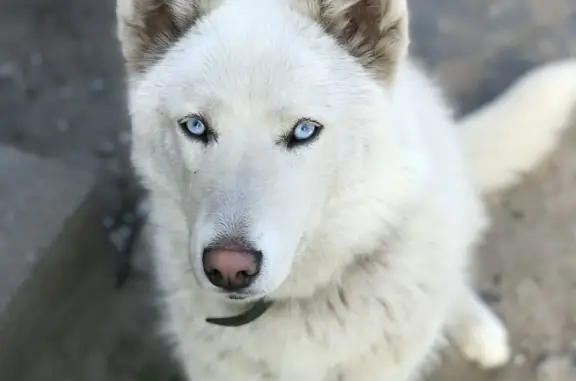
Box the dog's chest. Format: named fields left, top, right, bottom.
left=185, top=299, right=375, bottom=380
left=200, top=316, right=338, bottom=378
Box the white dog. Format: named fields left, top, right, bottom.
left=116, top=1, right=576, bottom=380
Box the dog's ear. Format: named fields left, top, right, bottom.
left=116, top=0, right=207, bottom=76
left=296, top=0, right=409, bottom=80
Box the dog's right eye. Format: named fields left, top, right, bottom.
left=279, top=118, right=324, bottom=149
left=178, top=115, right=214, bottom=144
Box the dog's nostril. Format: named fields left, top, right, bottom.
left=206, top=269, right=224, bottom=285
left=237, top=270, right=248, bottom=278
left=235, top=271, right=253, bottom=285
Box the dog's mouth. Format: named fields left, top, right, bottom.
left=226, top=292, right=252, bottom=301
left=206, top=299, right=274, bottom=327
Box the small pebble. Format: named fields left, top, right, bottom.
left=480, top=290, right=502, bottom=305
left=91, top=77, right=105, bottom=92
left=513, top=353, right=527, bottom=366
left=56, top=119, right=70, bottom=132
left=510, top=209, right=525, bottom=220
left=109, top=224, right=133, bottom=252
left=136, top=198, right=152, bottom=217
left=102, top=217, right=115, bottom=229
left=30, top=52, right=43, bottom=67
left=492, top=272, right=502, bottom=286
left=96, top=141, right=115, bottom=157
left=119, top=131, right=131, bottom=145
left=0, top=62, right=15, bottom=77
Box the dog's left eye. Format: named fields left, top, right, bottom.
left=283, top=119, right=323, bottom=149
left=178, top=115, right=214, bottom=144
left=185, top=118, right=206, bottom=136
left=294, top=121, right=317, bottom=140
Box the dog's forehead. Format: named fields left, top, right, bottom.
left=151, top=4, right=354, bottom=116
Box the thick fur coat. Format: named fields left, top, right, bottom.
left=116, top=1, right=576, bottom=380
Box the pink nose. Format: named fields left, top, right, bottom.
left=202, top=245, right=262, bottom=291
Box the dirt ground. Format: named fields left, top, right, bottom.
left=0, top=0, right=575, bottom=380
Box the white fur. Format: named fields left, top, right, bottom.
left=117, top=0, right=576, bottom=380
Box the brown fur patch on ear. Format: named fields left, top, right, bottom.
left=117, top=0, right=200, bottom=75
left=311, top=0, right=408, bottom=80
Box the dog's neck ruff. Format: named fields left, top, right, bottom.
left=206, top=300, right=274, bottom=327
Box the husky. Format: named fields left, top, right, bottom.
left=116, top=0, right=576, bottom=380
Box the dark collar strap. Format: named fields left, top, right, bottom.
left=206, top=300, right=274, bottom=327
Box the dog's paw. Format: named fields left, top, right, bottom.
left=457, top=311, right=511, bottom=369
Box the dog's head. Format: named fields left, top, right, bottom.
left=118, top=0, right=428, bottom=301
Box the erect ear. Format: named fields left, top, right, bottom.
left=295, top=0, right=409, bottom=80
left=116, top=0, right=213, bottom=76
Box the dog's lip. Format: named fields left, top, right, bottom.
left=224, top=291, right=263, bottom=302
left=227, top=293, right=248, bottom=300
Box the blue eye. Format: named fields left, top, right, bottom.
left=282, top=118, right=323, bottom=149
left=293, top=121, right=317, bottom=141
left=185, top=117, right=206, bottom=136
left=179, top=115, right=214, bottom=144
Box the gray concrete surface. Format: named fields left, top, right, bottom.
left=0, top=145, right=116, bottom=379
left=428, top=123, right=576, bottom=381
left=0, top=144, right=94, bottom=313
left=0, top=0, right=575, bottom=380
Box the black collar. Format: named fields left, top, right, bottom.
left=206, top=300, right=274, bottom=327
